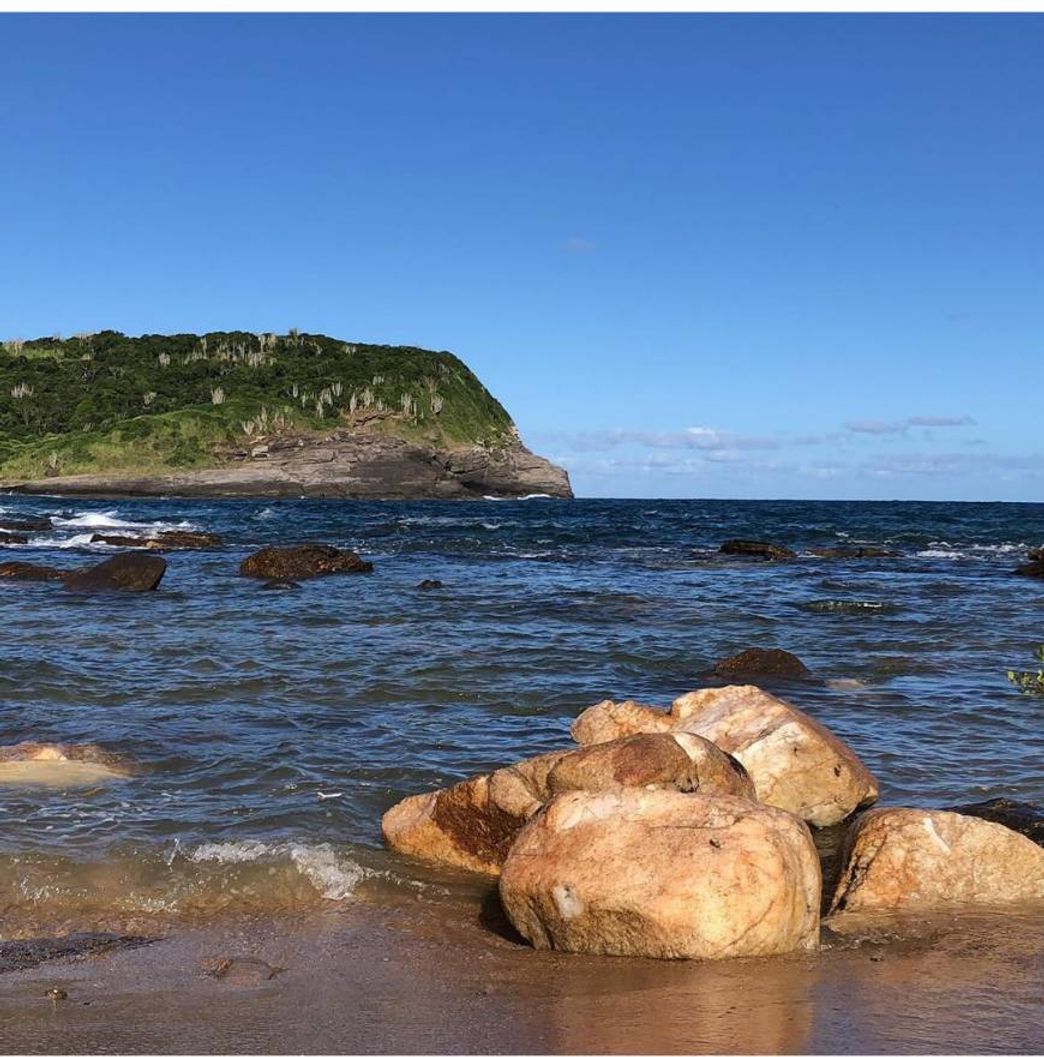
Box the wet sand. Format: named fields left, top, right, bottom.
left=1, top=896, right=1041, bottom=1054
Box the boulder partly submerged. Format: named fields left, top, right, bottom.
left=239, top=544, right=373, bottom=580
left=381, top=751, right=569, bottom=876
left=710, top=647, right=809, bottom=681
left=0, top=742, right=136, bottom=788
left=500, top=789, right=822, bottom=960
left=0, top=561, right=67, bottom=583
left=63, top=552, right=167, bottom=592
left=572, top=685, right=879, bottom=828
left=90, top=530, right=223, bottom=550
left=719, top=539, right=795, bottom=561
left=829, top=808, right=1044, bottom=915
left=950, top=798, right=1044, bottom=847
left=382, top=733, right=754, bottom=876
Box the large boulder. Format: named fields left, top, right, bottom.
left=0, top=561, right=66, bottom=582
left=381, top=751, right=569, bottom=876
left=239, top=544, right=372, bottom=580
left=570, top=699, right=675, bottom=746
left=719, top=539, right=795, bottom=561
left=710, top=648, right=809, bottom=681
left=670, top=686, right=879, bottom=827
left=572, top=686, right=878, bottom=827
left=950, top=798, right=1044, bottom=847
left=1015, top=559, right=1044, bottom=578
left=545, top=733, right=755, bottom=800
left=63, top=553, right=167, bottom=592
left=382, top=734, right=756, bottom=877
left=829, top=808, right=1044, bottom=915
left=0, top=531, right=28, bottom=545
left=500, top=789, right=821, bottom=960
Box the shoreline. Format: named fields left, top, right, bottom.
left=1, top=897, right=1042, bottom=1054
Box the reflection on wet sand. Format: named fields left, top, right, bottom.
left=0, top=901, right=1041, bottom=1054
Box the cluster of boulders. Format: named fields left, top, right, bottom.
left=709, top=539, right=898, bottom=562
left=381, top=684, right=1044, bottom=961
left=0, top=539, right=374, bottom=592
left=710, top=536, right=1044, bottom=578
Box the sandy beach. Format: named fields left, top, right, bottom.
left=2, top=894, right=1042, bottom=1055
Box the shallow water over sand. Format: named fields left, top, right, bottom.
left=0, top=495, right=1042, bottom=921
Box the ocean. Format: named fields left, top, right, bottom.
left=1, top=494, right=1042, bottom=927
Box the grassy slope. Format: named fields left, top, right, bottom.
left=0, top=331, right=516, bottom=479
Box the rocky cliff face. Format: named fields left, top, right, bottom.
left=9, top=429, right=572, bottom=500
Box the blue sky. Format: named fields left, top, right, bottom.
left=1, top=14, right=1041, bottom=500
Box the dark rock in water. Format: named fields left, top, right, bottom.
left=417, top=579, right=444, bottom=590
left=63, top=553, right=167, bottom=592
left=951, top=798, right=1044, bottom=847
left=1029, top=547, right=1044, bottom=563
left=239, top=544, right=373, bottom=580
left=719, top=539, right=795, bottom=561
left=0, top=933, right=152, bottom=974
left=711, top=647, right=809, bottom=681
left=809, top=546, right=898, bottom=559
left=261, top=578, right=301, bottom=590
left=0, top=531, right=28, bottom=545
left=90, top=530, right=222, bottom=550
left=0, top=517, right=52, bottom=532
left=91, top=533, right=151, bottom=548
left=154, top=530, right=223, bottom=549
left=0, top=561, right=67, bottom=582
left=1014, top=561, right=1044, bottom=578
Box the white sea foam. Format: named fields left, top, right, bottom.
left=482, top=493, right=553, bottom=501
left=186, top=840, right=367, bottom=900
left=50, top=510, right=196, bottom=533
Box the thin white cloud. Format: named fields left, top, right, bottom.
left=845, top=415, right=976, bottom=435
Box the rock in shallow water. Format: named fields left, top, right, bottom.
left=572, top=685, right=879, bottom=828
left=381, top=751, right=568, bottom=875
left=500, top=789, right=821, bottom=960
left=719, top=539, right=795, bottom=560
left=239, top=544, right=372, bottom=580
left=63, top=553, right=167, bottom=592
left=950, top=797, right=1044, bottom=846
left=0, top=742, right=136, bottom=787
left=710, top=647, right=809, bottom=681
left=0, top=561, right=67, bottom=582
left=381, top=734, right=753, bottom=876
left=829, top=808, right=1044, bottom=915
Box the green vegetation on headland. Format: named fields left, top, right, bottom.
left=0, top=330, right=516, bottom=479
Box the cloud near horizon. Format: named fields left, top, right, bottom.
left=845, top=415, right=976, bottom=435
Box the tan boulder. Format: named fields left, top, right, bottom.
left=381, top=751, right=570, bottom=876
left=670, top=685, right=878, bottom=827
left=546, top=732, right=755, bottom=800
left=0, top=742, right=135, bottom=788
left=829, top=808, right=1044, bottom=915
left=500, top=789, right=821, bottom=959
left=570, top=698, right=674, bottom=745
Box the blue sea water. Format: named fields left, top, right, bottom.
left=0, top=495, right=1042, bottom=921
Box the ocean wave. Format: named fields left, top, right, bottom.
left=801, top=599, right=902, bottom=615
left=187, top=840, right=368, bottom=900
left=481, top=493, right=553, bottom=501
left=50, top=510, right=197, bottom=533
